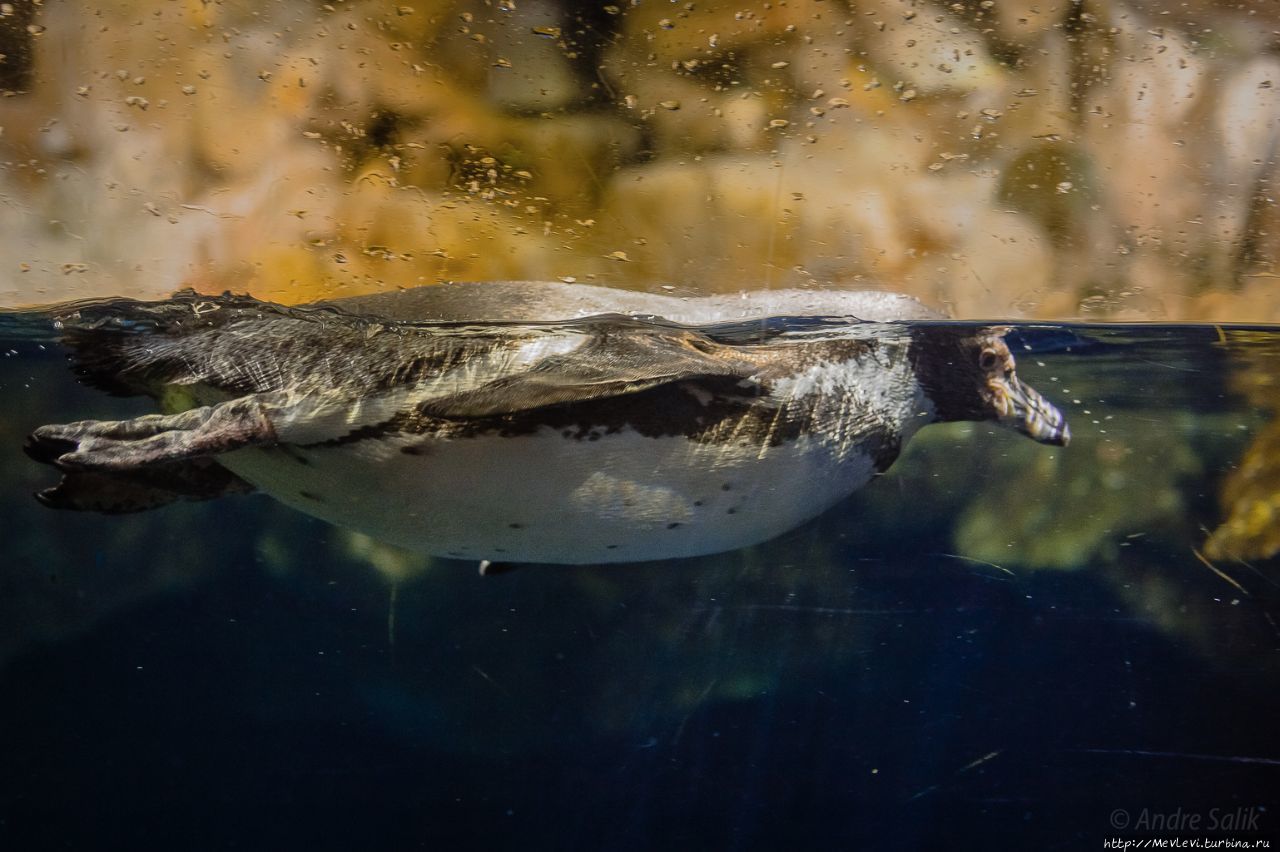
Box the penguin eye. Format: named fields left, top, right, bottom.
left=978, top=349, right=1000, bottom=371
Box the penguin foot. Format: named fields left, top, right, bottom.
left=478, top=560, right=522, bottom=577
left=26, top=398, right=278, bottom=472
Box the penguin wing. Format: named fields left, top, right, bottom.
left=38, top=301, right=764, bottom=456
left=418, top=319, right=761, bottom=419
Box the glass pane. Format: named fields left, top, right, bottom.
left=1, top=1, right=1277, bottom=848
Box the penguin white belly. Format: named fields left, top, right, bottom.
left=218, top=429, right=876, bottom=564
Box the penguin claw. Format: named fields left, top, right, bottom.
left=24, top=431, right=78, bottom=465
left=478, top=559, right=520, bottom=577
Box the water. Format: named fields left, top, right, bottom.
left=0, top=315, right=1277, bottom=850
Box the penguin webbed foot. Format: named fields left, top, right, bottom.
left=26, top=399, right=277, bottom=472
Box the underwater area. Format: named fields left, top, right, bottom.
left=2, top=0, right=1280, bottom=847
left=0, top=313, right=1277, bottom=849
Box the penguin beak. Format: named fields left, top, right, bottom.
left=990, top=374, right=1070, bottom=446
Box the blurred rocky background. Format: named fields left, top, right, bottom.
left=0, top=0, right=1277, bottom=319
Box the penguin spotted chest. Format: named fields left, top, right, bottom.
left=26, top=284, right=1069, bottom=566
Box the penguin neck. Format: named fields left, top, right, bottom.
left=759, top=334, right=930, bottom=461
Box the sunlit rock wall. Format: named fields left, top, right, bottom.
left=0, top=0, right=1277, bottom=317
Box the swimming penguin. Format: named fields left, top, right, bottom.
left=25, top=282, right=1068, bottom=565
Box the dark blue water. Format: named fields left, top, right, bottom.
left=0, top=319, right=1277, bottom=850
